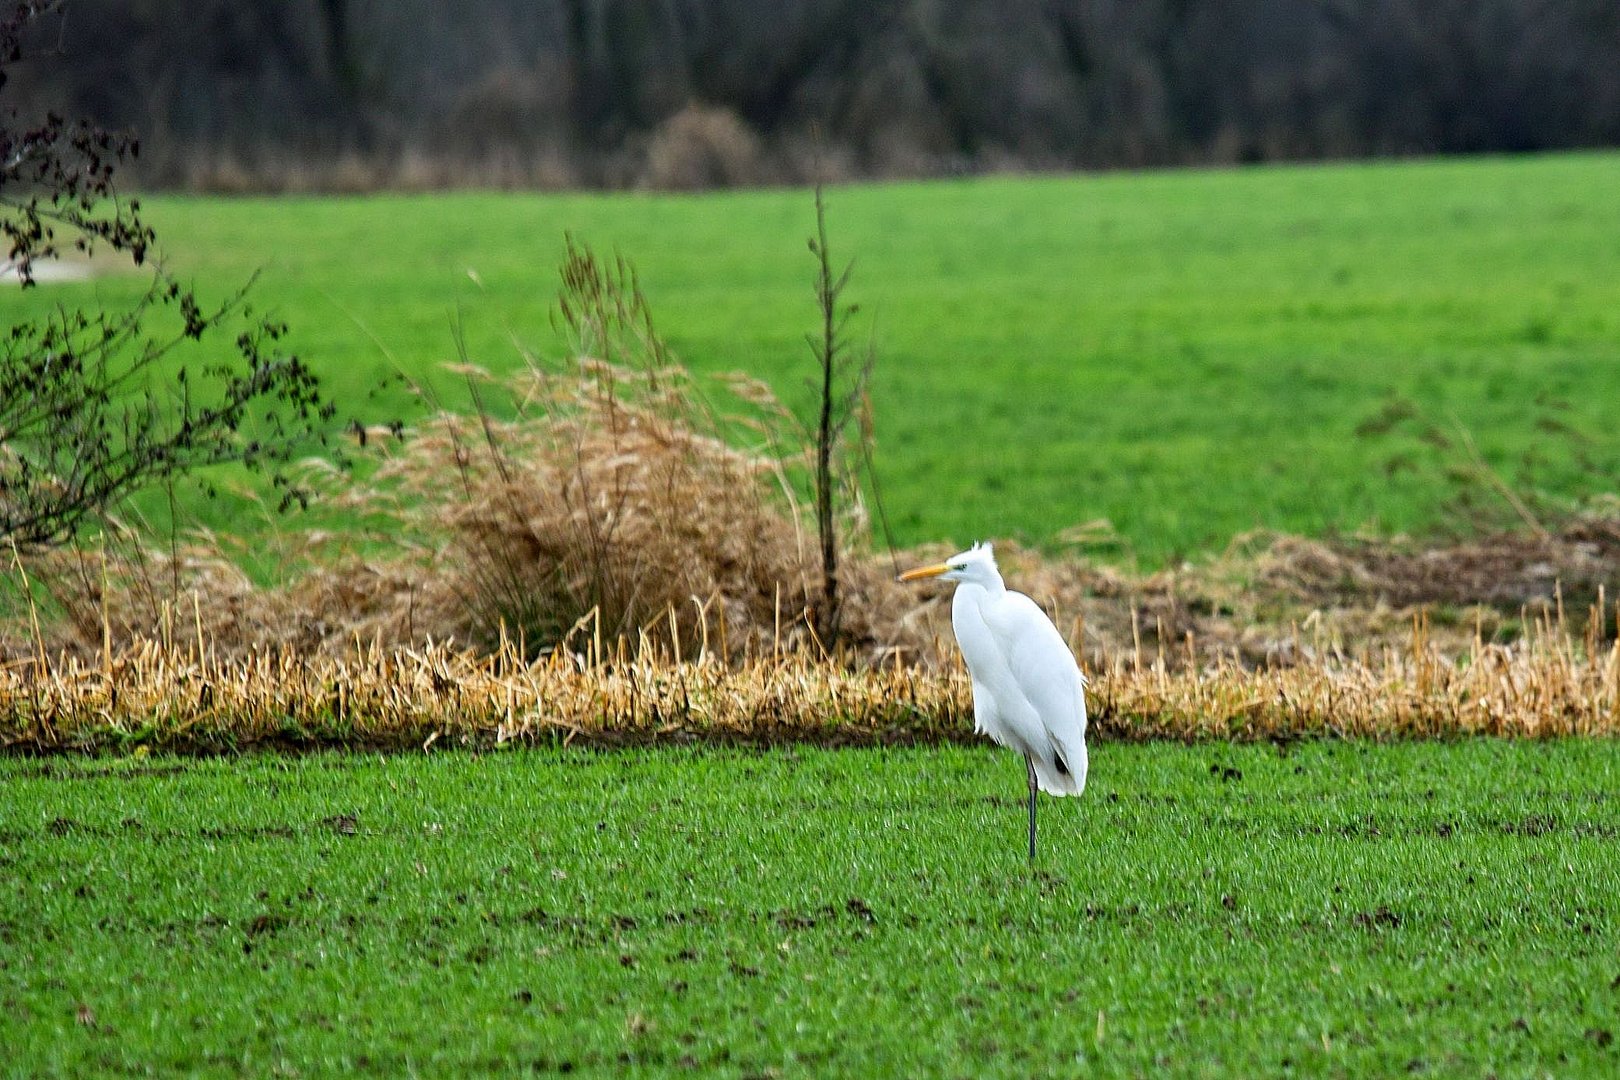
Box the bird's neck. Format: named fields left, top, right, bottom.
left=965, top=574, right=1006, bottom=598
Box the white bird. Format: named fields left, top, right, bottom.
left=900, top=543, right=1088, bottom=859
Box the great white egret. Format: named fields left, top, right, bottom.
left=900, top=543, right=1087, bottom=859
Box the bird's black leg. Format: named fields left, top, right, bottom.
left=1025, top=754, right=1038, bottom=861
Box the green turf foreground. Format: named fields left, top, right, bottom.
left=4, top=742, right=1619, bottom=1076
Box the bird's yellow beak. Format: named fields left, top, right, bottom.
left=898, top=562, right=950, bottom=582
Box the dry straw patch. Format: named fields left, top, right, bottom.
left=8, top=509, right=1620, bottom=749
left=3, top=603, right=1619, bottom=753
left=9, top=418, right=1620, bottom=749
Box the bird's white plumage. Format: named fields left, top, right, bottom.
left=948, top=554, right=1087, bottom=796
left=900, top=544, right=1088, bottom=799
left=899, top=542, right=1090, bottom=857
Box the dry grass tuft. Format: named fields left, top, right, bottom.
left=320, top=237, right=880, bottom=661
left=1090, top=603, right=1620, bottom=739
left=0, top=636, right=963, bottom=754
left=8, top=496, right=1620, bottom=750
left=338, top=356, right=822, bottom=660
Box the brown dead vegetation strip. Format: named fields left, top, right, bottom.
left=4, top=618, right=1618, bottom=755
left=7, top=256, right=1620, bottom=752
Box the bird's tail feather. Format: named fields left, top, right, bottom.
left=1033, top=743, right=1087, bottom=796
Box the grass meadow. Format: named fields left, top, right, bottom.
left=7, top=154, right=1620, bottom=1076
left=4, top=742, right=1619, bottom=1076
left=6, top=152, right=1620, bottom=563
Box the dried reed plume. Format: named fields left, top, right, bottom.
left=346, top=354, right=824, bottom=659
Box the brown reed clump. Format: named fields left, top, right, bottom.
left=337, top=354, right=824, bottom=660
left=312, top=235, right=889, bottom=660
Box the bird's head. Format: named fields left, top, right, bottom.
left=898, top=542, right=1000, bottom=587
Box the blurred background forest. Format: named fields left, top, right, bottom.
left=9, top=0, right=1620, bottom=191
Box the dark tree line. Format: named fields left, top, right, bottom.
left=7, top=0, right=1619, bottom=190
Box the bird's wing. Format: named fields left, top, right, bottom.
left=985, top=592, right=1089, bottom=794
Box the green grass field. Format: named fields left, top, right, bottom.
left=8, top=153, right=1620, bottom=1077
left=6, top=152, right=1620, bottom=562
left=5, top=742, right=1619, bottom=1076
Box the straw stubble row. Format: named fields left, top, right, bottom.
left=5, top=613, right=1617, bottom=752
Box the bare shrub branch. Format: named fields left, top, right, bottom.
left=804, top=180, right=873, bottom=649
left=0, top=3, right=341, bottom=547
